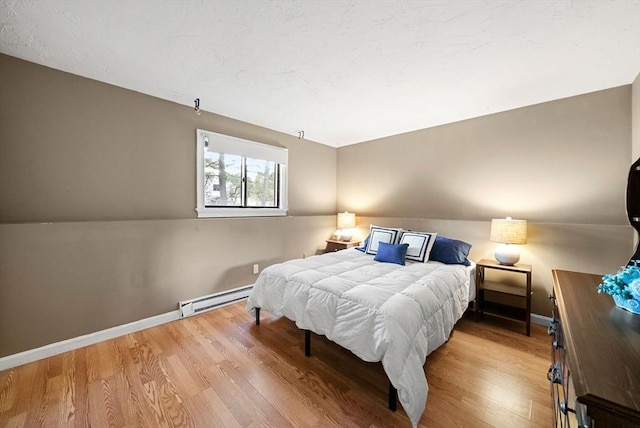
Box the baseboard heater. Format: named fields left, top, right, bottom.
left=179, top=284, right=253, bottom=318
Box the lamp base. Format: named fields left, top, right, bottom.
left=495, top=244, right=520, bottom=265
left=340, top=230, right=353, bottom=242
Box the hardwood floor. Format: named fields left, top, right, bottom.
left=0, top=302, right=552, bottom=427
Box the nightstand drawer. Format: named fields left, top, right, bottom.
left=325, top=240, right=360, bottom=253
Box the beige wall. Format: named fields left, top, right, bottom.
left=338, top=86, right=631, bottom=224
left=0, top=54, right=337, bottom=357
left=338, top=87, right=634, bottom=316
left=0, top=217, right=334, bottom=356
left=0, top=54, right=336, bottom=222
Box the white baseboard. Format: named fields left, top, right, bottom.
left=1, top=283, right=258, bottom=372
left=531, top=313, right=552, bottom=326
left=0, top=310, right=180, bottom=372
left=1, top=304, right=552, bottom=372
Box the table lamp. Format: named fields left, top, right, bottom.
left=490, top=217, right=527, bottom=265
left=337, top=212, right=356, bottom=241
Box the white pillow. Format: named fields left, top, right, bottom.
left=365, top=225, right=403, bottom=255
left=398, top=230, right=438, bottom=262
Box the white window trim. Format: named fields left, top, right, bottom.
left=196, top=129, right=288, bottom=218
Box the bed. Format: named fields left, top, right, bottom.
left=246, top=228, right=474, bottom=427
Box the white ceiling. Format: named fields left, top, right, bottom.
left=1, top=1, right=639, bottom=147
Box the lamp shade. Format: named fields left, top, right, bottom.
left=337, top=212, right=356, bottom=229
left=490, top=217, right=527, bottom=245
left=490, top=217, right=527, bottom=265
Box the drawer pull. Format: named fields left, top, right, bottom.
left=547, top=362, right=562, bottom=384
left=559, top=401, right=576, bottom=415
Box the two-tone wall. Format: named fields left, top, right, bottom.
left=337, top=85, right=636, bottom=316
left=0, top=54, right=337, bottom=357
left=1, top=51, right=638, bottom=359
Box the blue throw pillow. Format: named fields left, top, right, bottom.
left=374, top=242, right=409, bottom=265
left=355, top=234, right=370, bottom=252
left=429, top=236, right=472, bottom=266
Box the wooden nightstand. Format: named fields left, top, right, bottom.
left=476, top=258, right=532, bottom=336
left=325, top=239, right=361, bottom=253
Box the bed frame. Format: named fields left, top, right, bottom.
left=254, top=307, right=398, bottom=411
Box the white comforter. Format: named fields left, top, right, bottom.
left=246, top=249, right=473, bottom=427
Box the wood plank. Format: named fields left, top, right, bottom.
left=0, top=366, right=17, bottom=416
left=0, top=302, right=552, bottom=427
left=182, top=387, right=243, bottom=428
left=68, top=348, right=90, bottom=428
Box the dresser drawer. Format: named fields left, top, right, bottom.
left=548, top=295, right=591, bottom=428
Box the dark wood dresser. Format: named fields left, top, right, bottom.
left=550, top=270, right=640, bottom=427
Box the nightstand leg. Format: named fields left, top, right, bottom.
left=475, top=267, right=483, bottom=321
left=526, top=272, right=532, bottom=336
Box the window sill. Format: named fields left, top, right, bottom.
left=195, top=207, right=288, bottom=218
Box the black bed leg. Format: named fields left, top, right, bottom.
left=255, top=308, right=260, bottom=325
left=388, top=381, right=397, bottom=411
left=304, top=330, right=311, bottom=357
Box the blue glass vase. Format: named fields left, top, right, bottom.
left=612, top=295, right=640, bottom=314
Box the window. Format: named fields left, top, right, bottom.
left=196, top=129, right=288, bottom=218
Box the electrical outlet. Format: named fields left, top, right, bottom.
left=253, top=264, right=259, bottom=274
